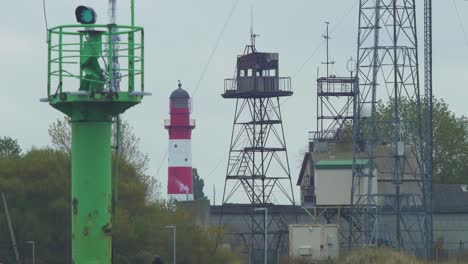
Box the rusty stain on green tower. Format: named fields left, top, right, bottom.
left=43, top=3, right=147, bottom=263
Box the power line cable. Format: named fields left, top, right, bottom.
left=42, top=0, right=49, bottom=42
left=155, top=149, right=168, bottom=178
left=451, top=0, right=468, bottom=48
left=292, top=0, right=359, bottom=78
left=192, top=0, right=240, bottom=96
left=156, top=1, right=239, bottom=198
left=206, top=151, right=229, bottom=178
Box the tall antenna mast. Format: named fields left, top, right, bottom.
left=109, top=0, right=117, bottom=24
left=350, top=0, right=429, bottom=257
left=247, top=6, right=258, bottom=53
left=108, top=0, right=120, bottom=91
left=423, top=0, right=434, bottom=258
left=109, top=0, right=121, bottom=226
left=321, top=22, right=335, bottom=78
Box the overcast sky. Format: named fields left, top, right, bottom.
left=1, top=0, right=467, bottom=204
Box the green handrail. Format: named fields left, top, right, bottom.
left=47, top=24, right=144, bottom=96
left=47, top=31, right=52, bottom=96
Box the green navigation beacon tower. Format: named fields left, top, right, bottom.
left=42, top=2, right=148, bottom=263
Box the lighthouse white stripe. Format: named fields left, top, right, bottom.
left=168, top=139, right=192, bottom=167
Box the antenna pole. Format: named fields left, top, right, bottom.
left=131, top=0, right=135, bottom=26
left=109, top=0, right=121, bottom=227
left=109, top=0, right=116, bottom=24
left=321, top=22, right=335, bottom=78
left=321, top=22, right=335, bottom=93
left=326, top=22, right=329, bottom=78
left=250, top=6, right=256, bottom=51
left=2, top=193, right=20, bottom=263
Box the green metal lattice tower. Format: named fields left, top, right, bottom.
left=42, top=2, right=148, bottom=263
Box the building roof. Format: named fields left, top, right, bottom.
left=433, top=184, right=468, bottom=213
left=213, top=184, right=468, bottom=214
left=315, top=159, right=368, bottom=169
left=297, top=152, right=313, bottom=186
left=210, top=204, right=301, bottom=214
left=170, top=87, right=190, bottom=99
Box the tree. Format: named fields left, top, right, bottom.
left=48, top=117, right=72, bottom=155
left=193, top=168, right=208, bottom=201
left=339, top=98, right=468, bottom=184
left=0, top=148, right=239, bottom=263
left=48, top=117, right=149, bottom=174
left=112, top=120, right=150, bottom=175
left=0, top=136, right=21, bottom=159
left=376, top=98, right=468, bottom=184
left=431, top=100, right=468, bottom=183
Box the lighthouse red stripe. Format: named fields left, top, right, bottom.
left=170, top=107, right=190, bottom=114
left=169, top=129, right=192, bottom=139
left=167, top=167, right=193, bottom=194
left=170, top=115, right=190, bottom=126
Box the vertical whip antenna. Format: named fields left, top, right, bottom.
left=321, top=22, right=335, bottom=79
left=247, top=5, right=258, bottom=53
left=250, top=6, right=254, bottom=47
left=108, top=0, right=117, bottom=24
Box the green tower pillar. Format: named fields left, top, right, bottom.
left=71, top=118, right=112, bottom=263
left=45, top=22, right=147, bottom=263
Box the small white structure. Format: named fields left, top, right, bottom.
left=289, top=224, right=339, bottom=261
left=314, top=160, right=377, bottom=206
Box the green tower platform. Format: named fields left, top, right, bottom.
left=44, top=23, right=148, bottom=263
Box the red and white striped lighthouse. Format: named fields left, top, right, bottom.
left=164, top=82, right=195, bottom=201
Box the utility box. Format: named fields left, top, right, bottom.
left=289, top=224, right=339, bottom=261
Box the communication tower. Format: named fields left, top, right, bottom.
left=43, top=2, right=148, bottom=263
left=312, top=22, right=357, bottom=143
left=350, top=0, right=431, bottom=257
left=305, top=22, right=358, bottom=246
left=220, top=33, right=296, bottom=263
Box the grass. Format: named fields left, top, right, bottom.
left=287, top=247, right=468, bottom=264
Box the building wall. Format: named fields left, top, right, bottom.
left=315, top=168, right=377, bottom=206
left=434, top=214, right=468, bottom=251
left=315, top=169, right=351, bottom=205
left=300, top=156, right=314, bottom=205
left=209, top=205, right=468, bottom=257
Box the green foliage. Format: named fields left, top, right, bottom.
left=377, top=98, right=468, bottom=183
left=0, top=148, right=238, bottom=263
left=431, top=100, right=468, bottom=184
left=0, top=148, right=70, bottom=263
left=48, top=117, right=150, bottom=175
left=339, top=98, right=468, bottom=184
left=113, top=120, right=150, bottom=176
left=0, top=136, right=22, bottom=159
left=193, top=168, right=208, bottom=201
left=48, top=117, right=72, bottom=155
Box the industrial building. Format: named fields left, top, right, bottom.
left=204, top=182, right=468, bottom=262
left=295, top=146, right=468, bottom=257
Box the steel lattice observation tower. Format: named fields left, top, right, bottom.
left=219, top=35, right=296, bottom=263
left=349, top=0, right=432, bottom=257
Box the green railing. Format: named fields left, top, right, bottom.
left=47, top=24, right=144, bottom=97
